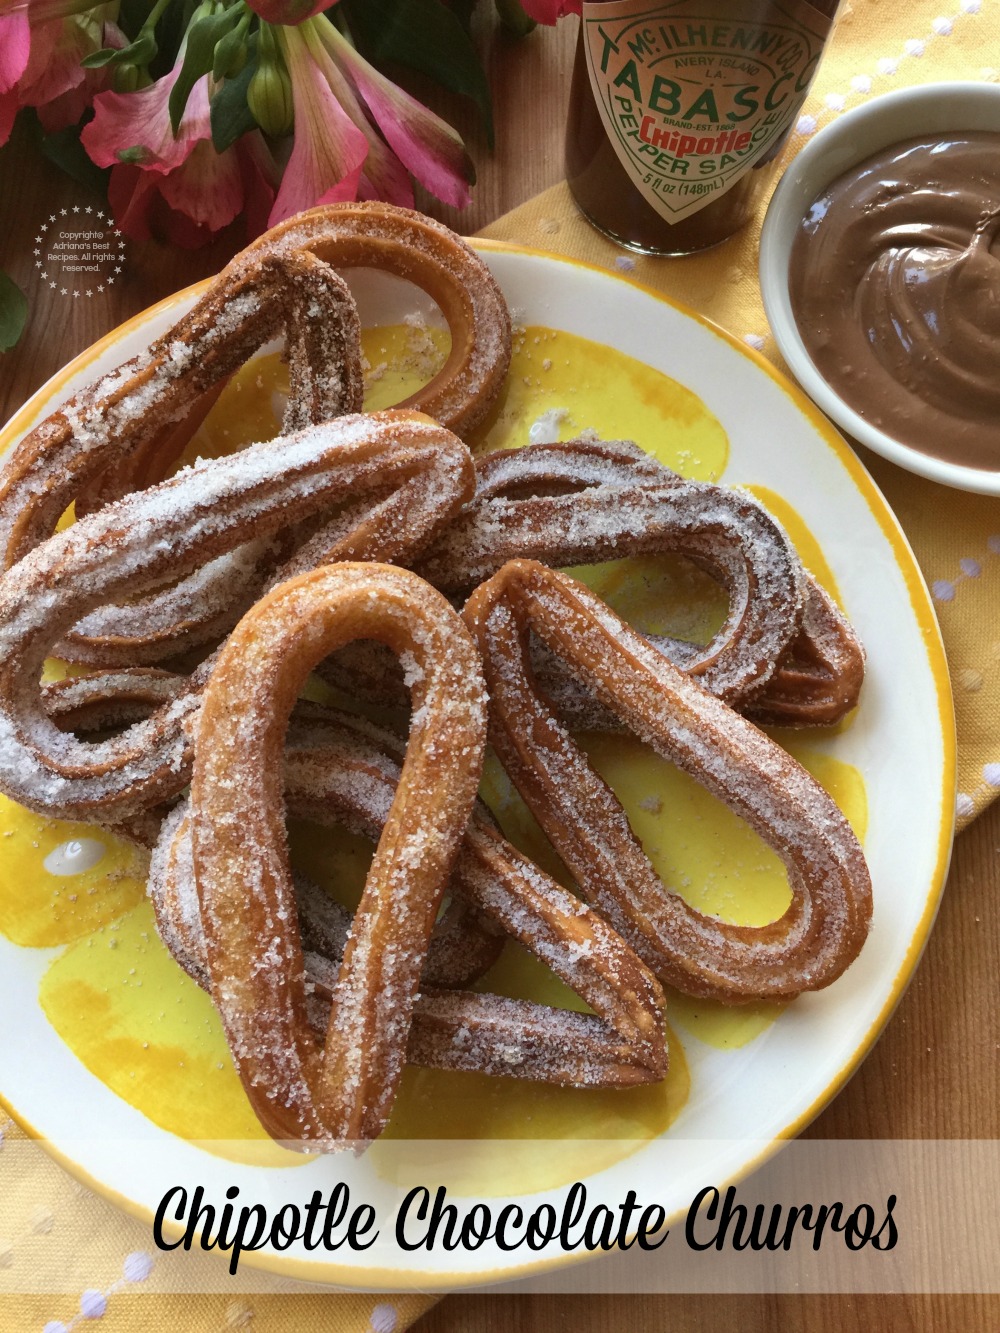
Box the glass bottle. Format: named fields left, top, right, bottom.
left=565, top=0, right=840, bottom=255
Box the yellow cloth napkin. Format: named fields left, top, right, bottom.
left=0, top=1117, right=436, bottom=1331
left=3, top=3, right=997, bottom=1329
left=483, top=0, right=1000, bottom=832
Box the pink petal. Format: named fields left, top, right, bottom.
left=108, top=163, right=159, bottom=242
left=321, top=26, right=473, bottom=209
left=33, top=20, right=124, bottom=131
left=17, top=14, right=98, bottom=108
left=108, top=159, right=227, bottom=249
left=246, top=0, right=331, bottom=23
left=82, top=66, right=211, bottom=172
left=35, top=81, right=91, bottom=132
left=519, top=0, right=581, bottom=22
left=357, top=156, right=415, bottom=210
left=0, top=14, right=30, bottom=95
left=268, top=28, right=367, bottom=226
left=159, top=140, right=244, bottom=234
left=14, top=19, right=62, bottom=100
left=316, top=176, right=366, bottom=206
left=302, top=22, right=413, bottom=208
left=0, top=88, right=18, bottom=147
left=236, top=131, right=279, bottom=240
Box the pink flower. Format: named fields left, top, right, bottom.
left=82, top=62, right=211, bottom=172
left=270, top=23, right=368, bottom=224
left=20, top=11, right=95, bottom=108
left=0, top=14, right=31, bottom=98
left=0, top=5, right=120, bottom=145
left=246, top=0, right=331, bottom=24
left=0, top=92, right=18, bottom=147
left=268, top=16, right=473, bottom=226
left=35, top=18, right=126, bottom=133
left=519, top=0, right=582, bottom=23
left=83, top=30, right=277, bottom=247
left=0, top=11, right=27, bottom=146
left=0, top=13, right=27, bottom=145
left=108, top=132, right=277, bottom=248
left=317, top=21, right=473, bottom=209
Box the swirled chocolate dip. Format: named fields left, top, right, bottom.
left=788, top=133, right=1000, bottom=471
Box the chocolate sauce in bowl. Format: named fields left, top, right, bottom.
left=788, top=132, right=1000, bottom=471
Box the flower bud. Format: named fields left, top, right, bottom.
left=112, top=62, right=153, bottom=93
left=247, top=51, right=293, bottom=137
left=213, top=27, right=248, bottom=80
left=495, top=0, right=537, bottom=35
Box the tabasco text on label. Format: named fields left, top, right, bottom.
left=581, top=0, right=834, bottom=226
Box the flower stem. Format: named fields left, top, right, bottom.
left=140, top=0, right=175, bottom=37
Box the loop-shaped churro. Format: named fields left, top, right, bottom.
left=317, top=438, right=862, bottom=726
left=0, top=412, right=474, bottom=821
left=529, top=576, right=864, bottom=733
left=323, top=438, right=808, bottom=710
left=417, top=438, right=863, bottom=726
left=742, top=580, right=866, bottom=727
left=190, top=563, right=488, bottom=1147
left=316, top=438, right=836, bottom=718
left=1, top=247, right=364, bottom=666
left=464, top=560, right=872, bottom=1004
left=424, top=475, right=805, bottom=703
left=246, top=202, right=512, bottom=439
left=150, top=708, right=505, bottom=995
left=0, top=248, right=363, bottom=573
left=152, top=704, right=666, bottom=1107
left=0, top=204, right=511, bottom=668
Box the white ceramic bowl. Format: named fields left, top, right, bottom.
left=760, top=81, right=1000, bottom=494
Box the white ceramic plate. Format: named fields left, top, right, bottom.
left=0, top=244, right=955, bottom=1289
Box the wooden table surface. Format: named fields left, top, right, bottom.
left=1, top=13, right=996, bottom=1332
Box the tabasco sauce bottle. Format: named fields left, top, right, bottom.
left=565, top=0, right=840, bottom=254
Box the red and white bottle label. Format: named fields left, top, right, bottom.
left=581, top=0, right=833, bottom=224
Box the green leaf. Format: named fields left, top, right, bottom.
left=32, top=115, right=111, bottom=194
left=213, top=25, right=248, bottom=81
left=210, top=51, right=258, bottom=154
left=168, top=9, right=241, bottom=133
left=342, top=0, right=494, bottom=147
left=0, top=271, right=28, bottom=353
left=81, top=32, right=158, bottom=69
left=495, top=0, right=536, bottom=36
left=117, top=144, right=151, bottom=164
left=79, top=47, right=120, bottom=69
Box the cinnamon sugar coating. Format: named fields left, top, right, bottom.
left=0, top=411, right=474, bottom=821
left=244, top=202, right=512, bottom=440
left=1, top=248, right=364, bottom=666
left=190, top=563, right=490, bottom=1147
left=150, top=704, right=667, bottom=1112
left=322, top=439, right=864, bottom=727
left=420, top=439, right=864, bottom=726
left=0, top=201, right=512, bottom=668
left=464, top=560, right=872, bottom=1004
left=0, top=203, right=874, bottom=1149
